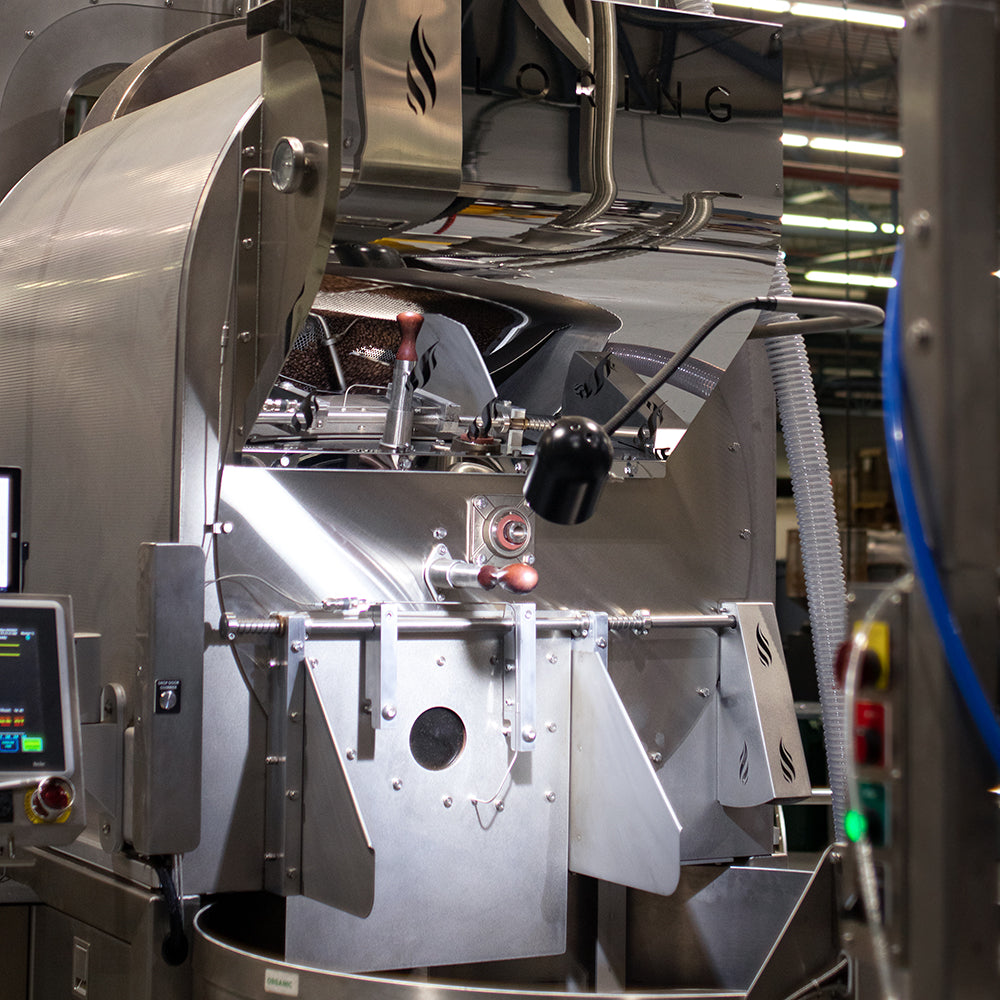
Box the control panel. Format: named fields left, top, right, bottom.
left=0, top=594, right=85, bottom=860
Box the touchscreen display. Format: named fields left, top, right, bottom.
left=0, top=469, right=19, bottom=593
left=0, top=605, right=66, bottom=771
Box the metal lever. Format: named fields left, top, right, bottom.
left=381, top=311, right=422, bottom=452
left=426, top=547, right=539, bottom=596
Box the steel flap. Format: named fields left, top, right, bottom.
left=569, top=648, right=681, bottom=896
left=301, top=659, right=376, bottom=918
left=717, top=602, right=812, bottom=807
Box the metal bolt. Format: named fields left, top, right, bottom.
left=648, top=750, right=663, bottom=765
left=495, top=801, right=505, bottom=812
left=443, top=796, right=453, bottom=808
left=580, top=629, right=589, bottom=638
left=101, top=823, right=111, bottom=835
left=242, top=145, right=256, bottom=157
left=546, top=652, right=558, bottom=664
left=433, top=527, right=447, bottom=540
left=289, top=711, right=301, bottom=722
left=514, top=462, right=526, bottom=473
left=739, top=528, right=752, bottom=540
left=522, top=726, right=536, bottom=743
left=728, top=441, right=741, bottom=452
left=907, top=318, right=934, bottom=352
left=697, top=687, right=711, bottom=698
left=842, top=931, right=854, bottom=944
left=911, top=4, right=928, bottom=28
left=24, top=29, right=35, bottom=38
left=362, top=701, right=372, bottom=714
left=545, top=791, right=556, bottom=803
left=474, top=496, right=488, bottom=509
left=489, top=655, right=499, bottom=665
left=344, top=136, right=354, bottom=149
left=291, top=640, right=304, bottom=653
left=104, top=699, right=114, bottom=715
left=286, top=867, right=298, bottom=880
left=437, top=656, right=446, bottom=666
left=381, top=704, right=397, bottom=721
left=238, top=330, right=252, bottom=343
left=909, top=208, right=932, bottom=239
left=164, top=0, right=173, bottom=6
left=346, top=748, right=356, bottom=760
left=596, top=637, right=607, bottom=649
left=547, top=722, right=557, bottom=733
left=241, top=237, right=254, bottom=250
left=524, top=553, right=535, bottom=565
left=286, top=789, right=299, bottom=800
left=392, top=778, right=403, bottom=791
left=829, top=850, right=842, bottom=864
left=227, top=632, right=236, bottom=641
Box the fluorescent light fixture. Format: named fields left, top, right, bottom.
left=789, top=2, right=905, bottom=28
left=781, top=132, right=810, bottom=147
left=805, top=270, right=897, bottom=288
left=715, top=0, right=904, bottom=27
left=880, top=222, right=904, bottom=235
left=782, top=213, right=879, bottom=234
left=809, top=136, right=903, bottom=157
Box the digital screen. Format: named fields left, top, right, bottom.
left=0, top=605, right=65, bottom=772
left=0, top=469, right=21, bottom=593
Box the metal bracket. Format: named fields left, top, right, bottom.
left=264, top=612, right=307, bottom=895
left=574, top=612, right=609, bottom=667
left=364, top=603, right=398, bottom=727
left=80, top=682, right=127, bottom=853
left=503, top=603, right=537, bottom=751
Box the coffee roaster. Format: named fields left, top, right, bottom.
left=0, top=2, right=878, bottom=996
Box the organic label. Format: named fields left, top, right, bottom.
left=264, top=970, right=299, bottom=996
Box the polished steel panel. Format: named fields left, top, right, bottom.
left=283, top=629, right=571, bottom=972
left=0, top=0, right=233, bottom=198
left=0, top=64, right=259, bottom=675
left=569, top=640, right=681, bottom=895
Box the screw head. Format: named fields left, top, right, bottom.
left=495, top=801, right=505, bottom=812
left=241, top=237, right=254, bottom=250
left=290, top=640, right=304, bottom=653
left=24, top=29, right=35, bottom=38
left=381, top=704, right=397, bottom=721
left=286, top=867, right=298, bottom=880
left=648, top=750, right=663, bottom=765
left=697, top=686, right=711, bottom=698
left=546, top=652, right=558, bottom=663
left=433, top=527, right=447, bottom=540
left=346, top=748, right=356, bottom=760
left=545, top=791, right=556, bottom=803
left=522, top=726, right=536, bottom=743
left=739, top=528, right=752, bottom=540
left=286, top=789, right=299, bottom=800
left=101, top=822, right=111, bottom=835
left=596, top=637, right=607, bottom=649
left=289, top=710, right=301, bottom=722
left=547, top=721, right=557, bottom=733
left=437, top=656, right=446, bottom=666
left=728, top=441, right=740, bottom=452
left=443, top=796, right=453, bottom=808
left=392, top=778, right=403, bottom=791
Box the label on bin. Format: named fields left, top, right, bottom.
left=264, top=970, right=299, bottom=996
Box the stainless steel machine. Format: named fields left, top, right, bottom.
left=0, top=1, right=953, bottom=997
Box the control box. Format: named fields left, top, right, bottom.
left=0, top=594, right=85, bottom=861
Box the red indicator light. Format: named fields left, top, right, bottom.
left=28, top=777, right=75, bottom=823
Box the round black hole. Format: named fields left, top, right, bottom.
left=409, top=707, right=467, bottom=771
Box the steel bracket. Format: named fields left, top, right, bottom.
left=503, top=603, right=537, bottom=751
left=364, top=603, right=399, bottom=728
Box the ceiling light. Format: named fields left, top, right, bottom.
left=880, top=222, right=904, bottom=235
left=805, top=270, right=897, bottom=288
left=782, top=213, right=879, bottom=234
left=788, top=2, right=905, bottom=28
left=715, top=0, right=904, bottom=27
left=809, top=137, right=904, bottom=157
left=781, top=132, right=810, bottom=147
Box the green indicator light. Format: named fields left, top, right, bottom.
left=845, top=809, right=868, bottom=842
left=21, top=736, right=43, bottom=753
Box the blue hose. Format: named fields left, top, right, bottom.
left=882, top=249, right=1000, bottom=771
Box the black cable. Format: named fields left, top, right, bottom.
left=151, top=856, right=189, bottom=966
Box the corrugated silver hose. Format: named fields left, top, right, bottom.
left=764, top=254, right=849, bottom=843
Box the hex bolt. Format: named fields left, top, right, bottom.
left=728, top=441, right=741, bottom=452
left=286, top=789, right=299, bottom=800
left=443, top=796, right=453, bottom=808
left=288, top=711, right=301, bottom=723
left=909, top=209, right=932, bottom=239
left=524, top=554, right=536, bottom=565
left=392, top=778, right=403, bottom=791
left=24, top=29, right=35, bottom=38
left=101, top=823, right=111, bottom=835
left=437, top=656, right=446, bottom=666
left=286, top=868, right=298, bottom=880
left=346, top=748, right=356, bottom=760
left=547, top=721, right=557, bottom=733
left=433, top=527, right=447, bottom=540
left=740, top=528, right=752, bottom=540
left=596, top=637, right=607, bottom=649
left=495, top=801, right=505, bottom=812
left=290, top=640, right=304, bottom=653
left=648, top=750, right=663, bottom=765
left=522, top=726, right=536, bottom=743
left=546, top=652, right=558, bottom=664
left=242, top=145, right=256, bottom=158
left=238, top=330, right=252, bottom=343
left=545, top=791, right=556, bottom=803
left=697, top=687, right=711, bottom=698
left=381, top=704, right=397, bottom=721
left=474, top=496, right=488, bottom=509
left=907, top=318, right=934, bottom=352
left=241, top=237, right=254, bottom=250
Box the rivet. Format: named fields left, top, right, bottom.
left=522, top=726, right=536, bottom=743
left=547, top=721, right=557, bottom=733
left=381, top=704, right=397, bottom=721
left=437, top=656, right=446, bottom=666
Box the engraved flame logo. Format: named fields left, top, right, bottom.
left=779, top=737, right=797, bottom=783
left=756, top=622, right=773, bottom=669
left=739, top=741, right=750, bottom=785
left=406, top=16, right=438, bottom=115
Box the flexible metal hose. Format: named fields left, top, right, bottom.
left=764, top=254, right=849, bottom=843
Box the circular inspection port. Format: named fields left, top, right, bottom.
left=409, top=707, right=467, bottom=771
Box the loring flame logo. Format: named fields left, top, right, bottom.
left=739, top=741, right=750, bottom=785
left=756, top=622, right=773, bottom=668
left=779, top=737, right=797, bottom=783
left=406, top=17, right=437, bottom=115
